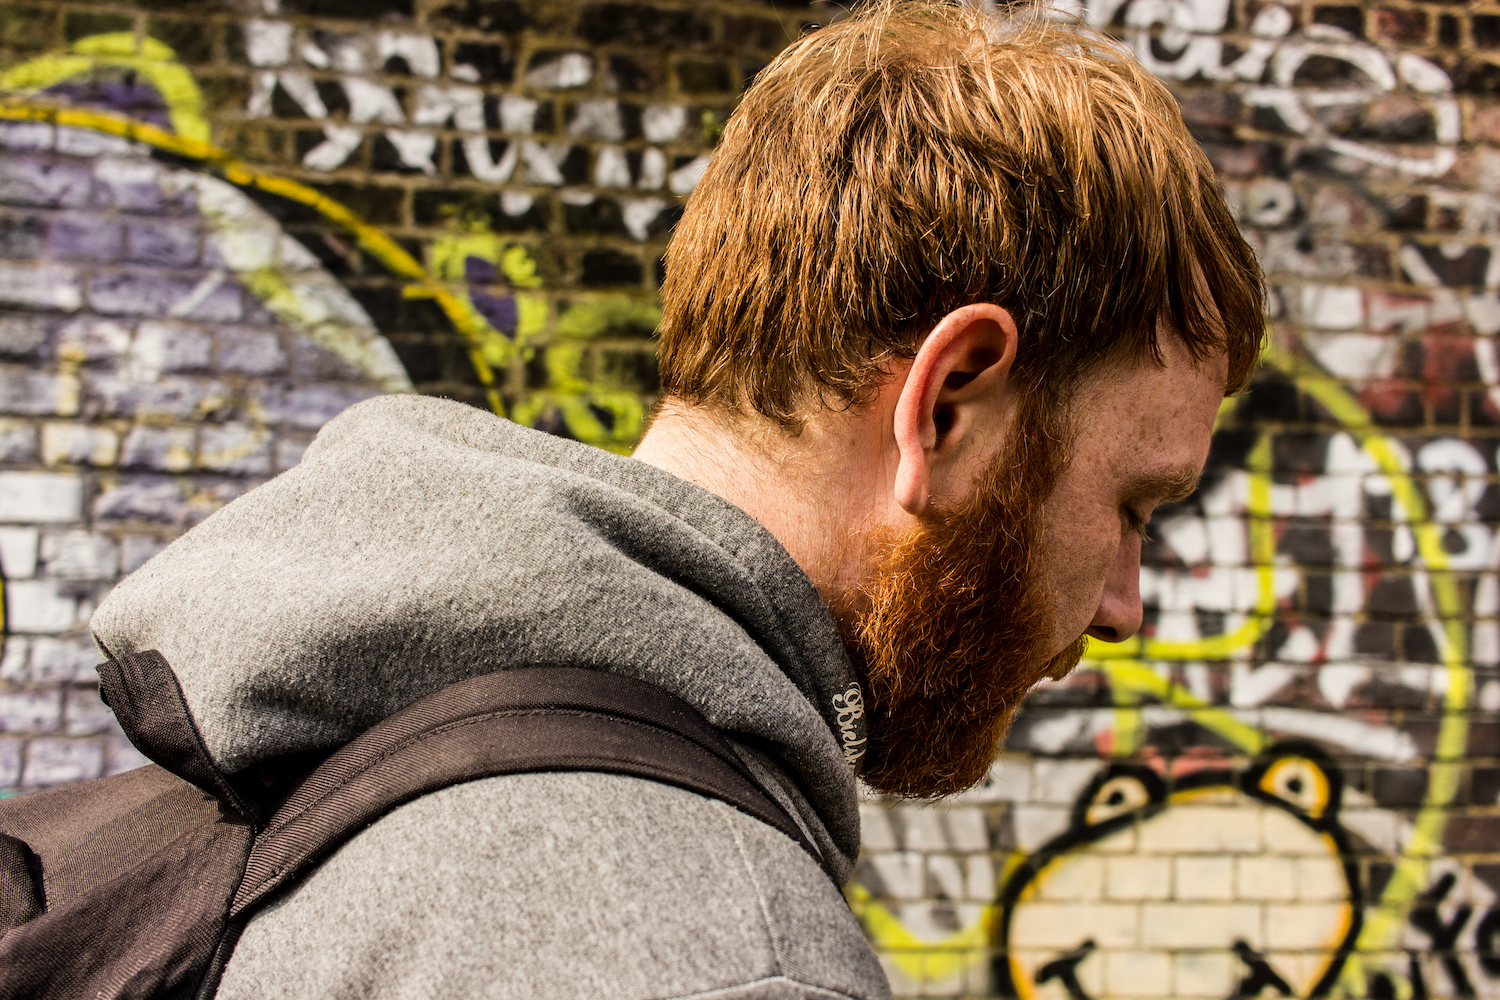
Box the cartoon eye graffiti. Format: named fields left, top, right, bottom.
left=1258, top=755, right=1332, bottom=819
left=1083, top=774, right=1155, bottom=826
left=996, top=746, right=1360, bottom=1000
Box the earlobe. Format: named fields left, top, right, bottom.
left=892, top=304, right=1019, bottom=516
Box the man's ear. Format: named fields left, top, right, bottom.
left=892, top=303, right=1018, bottom=515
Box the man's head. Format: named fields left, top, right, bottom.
left=656, top=2, right=1261, bottom=425
left=640, top=2, right=1264, bottom=798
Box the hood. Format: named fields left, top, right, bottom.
left=91, top=394, right=865, bottom=877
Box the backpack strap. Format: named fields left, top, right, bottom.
left=231, top=666, right=829, bottom=919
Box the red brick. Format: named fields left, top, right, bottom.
left=1374, top=6, right=1428, bottom=44
left=1472, top=107, right=1500, bottom=144
left=1443, top=814, right=1500, bottom=853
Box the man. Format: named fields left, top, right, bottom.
left=88, top=3, right=1261, bottom=997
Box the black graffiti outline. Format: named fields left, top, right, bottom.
left=1035, top=939, right=1096, bottom=1000
left=993, top=744, right=1363, bottom=999
left=1477, top=905, right=1500, bottom=978
left=1232, top=940, right=1293, bottom=998
left=1409, top=872, right=1476, bottom=996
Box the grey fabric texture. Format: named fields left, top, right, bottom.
left=89, top=394, right=886, bottom=999
left=216, top=773, right=888, bottom=1000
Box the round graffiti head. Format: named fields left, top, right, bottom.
left=995, top=744, right=1360, bottom=1000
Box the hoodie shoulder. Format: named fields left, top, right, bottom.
left=217, top=771, right=889, bottom=1000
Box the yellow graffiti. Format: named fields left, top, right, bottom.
left=0, top=33, right=210, bottom=142
left=3, top=43, right=1478, bottom=983
left=408, top=224, right=548, bottom=375
left=510, top=297, right=660, bottom=454
left=0, top=37, right=661, bottom=451
left=846, top=882, right=994, bottom=987
left=857, top=339, right=1475, bottom=988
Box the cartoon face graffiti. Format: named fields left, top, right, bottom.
left=996, top=746, right=1361, bottom=1000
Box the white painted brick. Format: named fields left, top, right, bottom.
left=120, top=534, right=167, bottom=574
left=0, top=418, right=37, bottom=463
left=942, top=806, right=989, bottom=852
left=40, top=422, right=118, bottom=466
left=1173, top=950, right=1235, bottom=997
left=0, top=121, right=54, bottom=151
left=1295, top=856, right=1349, bottom=901
left=859, top=803, right=896, bottom=851
left=1141, top=902, right=1261, bottom=949
left=1038, top=854, right=1104, bottom=900
left=1011, top=949, right=1105, bottom=999
left=4, top=578, right=88, bottom=632
left=1237, top=856, right=1296, bottom=900
left=21, top=736, right=103, bottom=785
left=0, top=689, right=60, bottom=732
left=39, top=529, right=119, bottom=580
left=868, top=851, right=926, bottom=900
left=1032, top=758, right=1103, bottom=804
left=0, top=262, right=82, bottom=312
left=891, top=899, right=985, bottom=946
left=103, top=732, right=148, bottom=776
left=1106, top=855, right=1172, bottom=900
left=964, top=854, right=995, bottom=902
left=0, top=470, right=82, bottom=523
left=1301, top=284, right=1364, bottom=330
left=1104, top=950, right=1171, bottom=996
left=1264, top=902, right=1350, bottom=950
left=65, top=686, right=117, bottom=735
left=0, top=637, right=28, bottom=682
left=902, top=806, right=949, bottom=851
left=29, top=635, right=102, bottom=683
left=926, top=854, right=965, bottom=900
left=1175, top=856, right=1235, bottom=900
left=1140, top=805, right=1262, bottom=853
left=1009, top=902, right=1139, bottom=949
left=1340, top=808, right=1401, bottom=855
left=0, top=526, right=38, bottom=577
left=130, top=321, right=212, bottom=378
left=1275, top=948, right=1343, bottom=996
left=877, top=953, right=923, bottom=999
left=0, top=735, right=20, bottom=786
left=119, top=425, right=195, bottom=472
left=0, top=368, right=81, bottom=417
left=955, top=757, right=1029, bottom=804
left=56, top=316, right=132, bottom=362
left=55, top=127, right=136, bottom=156
left=199, top=422, right=272, bottom=475
left=1012, top=804, right=1073, bottom=851
left=274, top=435, right=309, bottom=471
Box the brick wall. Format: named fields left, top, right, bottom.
left=1, top=0, right=1498, bottom=997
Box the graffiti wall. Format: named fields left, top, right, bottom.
left=0, top=0, right=768, bottom=789
left=852, top=0, right=1500, bottom=996
left=0, top=1, right=1497, bottom=998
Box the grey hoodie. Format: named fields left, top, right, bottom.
left=90, top=394, right=890, bottom=1000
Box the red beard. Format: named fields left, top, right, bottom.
left=844, top=402, right=1086, bottom=799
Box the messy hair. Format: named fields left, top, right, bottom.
left=656, top=1, right=1264, bottom=425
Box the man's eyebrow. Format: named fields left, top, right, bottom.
left=1123, top=466, right=1203, bottom=506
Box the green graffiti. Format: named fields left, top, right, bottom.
left=414, top=212, right=658, bottom=451
left=412, top=221, right=548, bottom=374
left=511, top=292, right=660, bottom=455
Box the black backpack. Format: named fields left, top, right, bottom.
left=0, top=651, right=825, bottom=1000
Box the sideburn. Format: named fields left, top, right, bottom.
left=852, top=402, right=1079, bottom=799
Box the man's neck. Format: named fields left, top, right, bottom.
left=631, top=402, right=896, bottom=612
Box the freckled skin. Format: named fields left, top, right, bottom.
left=1038, top=338, right=1229, bottom=656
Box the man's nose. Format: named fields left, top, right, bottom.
left=1084, top=537, right=1143, bottom=643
